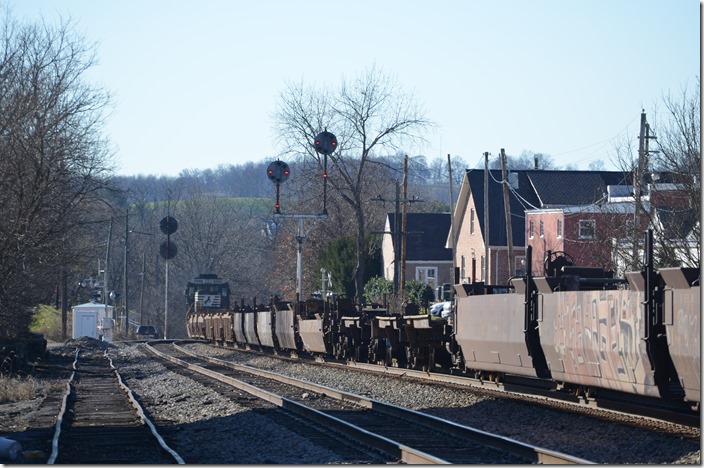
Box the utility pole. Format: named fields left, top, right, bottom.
left=484, top=152, right=490, bottom=283
left=139, top=252, right=146, bottom=325
left=393, top=181, right=401, bottom=294
left=447, top=154, right=457, bottom=285
left=500, top=148, right=515, bottom=278
left=61, top=269, right=68, bottom=340
left=105, top=219, right=112, bottom=315
left=633, top=111, right=646, bottom=270
left=400, top=155, right=409, bottom=293
left=123, top=207, right=129, bottom=334
left=370, top=181, right=402, bottom=294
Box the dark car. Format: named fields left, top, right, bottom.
left=135, top=325, right=159, bottom=339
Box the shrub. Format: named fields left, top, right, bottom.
left=30, top=305, right=63, bottom=342
left=363, top=276, right=392, bottom=304
left=0, top=375, right=39, bottom=403
left=404, top=280, right=435, bottom=311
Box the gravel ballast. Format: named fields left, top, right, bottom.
left=0, top=339, right=700, bottom=464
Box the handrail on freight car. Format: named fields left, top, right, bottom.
left=577, top=278, right=629, bottom=286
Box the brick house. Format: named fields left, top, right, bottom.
left=525, top=201, right=640, bottom=275
left=451, top=169, right=633, bottom=285
left=527, top=179, right=700, bottom=276
left=381, top=212, right=453, bottom=291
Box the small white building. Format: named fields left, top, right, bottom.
left=72, top=302, right=114, bottom=340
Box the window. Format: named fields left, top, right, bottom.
left=529, top=219, right=534, bottom=239
left=470, top=208, right=475, bottom=234
left=515, top=256, right=526, bottom=277
left=539, top=220, right=544, bottom=238
left=578, top=219, right=596, bottom=239
left=416, top=267, right=438, bottom=289
left=480, top=255, right=485, bottom=281
left=557, top=219, right=563, bottom=238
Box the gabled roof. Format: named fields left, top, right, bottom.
left=526, top=171, right=631, bottom=207
left=459, top=169, right=633, bottom=247
left=387, top=212, right=452, bottom=261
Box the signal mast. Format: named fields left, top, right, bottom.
left=268, top=130, right=337, bottom=307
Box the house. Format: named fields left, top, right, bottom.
left=381, top=212, right=453, bottom=291
left=451, top=169, right=633, bottom=285
left=526, top=178, right=700, bottom=276
left=525, top=199, right=643, bottom=276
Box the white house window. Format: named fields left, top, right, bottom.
left=557, top=219, right=563, bottom=238
left=539, top=220, right=544, bottom=238
left=416, top=266, right=437, bottom=290
left=529, top=219, right=534, bottom=239
left=470, top=208, right=475, bottom=234
left=579, top=219, right=596, bottom=239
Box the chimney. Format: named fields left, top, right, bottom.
left=534, top=155, right=539, bottom=170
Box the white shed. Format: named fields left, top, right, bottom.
left=72, top=303, right=114, bottom=340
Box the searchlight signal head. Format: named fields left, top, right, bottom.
left=314, top=131, right=337, bottom=156
left=267, top=160, right=290, bottom=184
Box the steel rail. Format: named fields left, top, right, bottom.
left=147, top=342, right=447, bottom=464
left=47, top=346, right=184, bottom=464
left=47, top=348, right=79, bottom=464
left=159, top=343, right=592, bottom=464
left=105, top=351, right=184, bottom=464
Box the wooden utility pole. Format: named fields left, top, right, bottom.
left=400, top=155, right=409, bottom=293
left=123, top=207, right=129, bottom=334
left=447, top=154, right=457, bottom=285
left=394, top=181, right=401, bottom=294
left=61, top=269, right=68, bottom=340
left=105, top=218, right=112, bottom=315
left=500, top=149, right=515, bottom=278
left=484, top=152, right=490, bottom=283
left=633, top=111, right=647, bottom=269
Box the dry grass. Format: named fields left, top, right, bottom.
left=0, top=374, right=40, bottom=404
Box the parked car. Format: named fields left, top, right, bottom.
left=135, top=325, right=159, bottom=339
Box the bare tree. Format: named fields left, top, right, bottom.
left=649, top=79, right=700, bottom=268
left=0, top=11, right=114, bottom=337
left=273, top=66, right=434, bottom=302
left=613, top=80, right=700, bottom=269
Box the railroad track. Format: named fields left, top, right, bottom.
left=47, top=347, right=183, bottom=464
left=204, top=340, right=699, bottom=429
left=142, top=343, right=389, bottom=463
left=339, top=360, right=702, bottom=429
left=147, top=341, right=591, bottom=464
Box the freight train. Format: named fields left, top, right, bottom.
left=186, top=232, right=700, bottom=409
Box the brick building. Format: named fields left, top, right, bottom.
left=451, top=169, right=633, bottom=285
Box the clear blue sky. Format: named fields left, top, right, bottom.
left=10, top=0, right=701, bottom=176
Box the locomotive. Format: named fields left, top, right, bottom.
left=186, top=232, right=700, bottom=409
left=185, top=273, right=231, bottom=311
